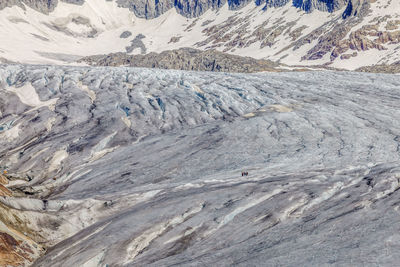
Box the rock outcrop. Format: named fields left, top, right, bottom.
left=0, top=174, right=44, bottom=266
left=79, top=48, right=280, bottom=72
left=0, top=0, right=371, bottom=19
left=0, top=0, right=83, bottom=14
left=329, top=19, right=400, bottom=61
left=0, top=174, right=10, bottom=197
left=356, top=61, right=400, bottom=73
left=342, top=0, right=371, bottom=18
left=0, top=0, right=399, bottom=72
left=0, top=233, right=26, bottom=267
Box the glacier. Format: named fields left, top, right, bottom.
left=0, top=64, right=400, bottom=266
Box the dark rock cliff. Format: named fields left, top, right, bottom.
left=0, top=0, right=369, bottom=19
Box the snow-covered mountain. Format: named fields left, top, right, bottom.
left=0, top=0, right=399, bottom=70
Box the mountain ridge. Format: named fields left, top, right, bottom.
left=0, top=0, right=399, bottom=71
left=0, top=0, right=367, bottom=18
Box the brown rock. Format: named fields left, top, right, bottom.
left=0, top=174, right=8, bottom=185
left=340, top=54, right=352, bottom=60
left=356, top=61, right=400, bottom=73
left=0, top=184, right=12, bottom=197
left=79, top=48, right=280, bottom=73
left=168, top=36, right=182, bottom=44
left=0, top=232, right=26, bottom=267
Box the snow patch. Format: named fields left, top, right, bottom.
left=48, top=149, right=68, bottom=173
left=6, top=83, right=58, bottom=111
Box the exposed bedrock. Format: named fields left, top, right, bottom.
left=0, top=0, right=370, bottom=18
left=116, top=0, right=371, bottom=18
left=79, top=48, right=280, bottom=72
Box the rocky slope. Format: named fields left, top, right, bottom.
left=0, top=0, right=365, bottom=18
left=356, top=60, right=400, bottom=73
left=0, top=0, right=399, bottom=71
left=79, top=48, right=280, bottom=72
left=116, top=0, right=366, bottom=19
left=1, top=65, right=400, bottom=266
left=0, top=173, right=44, bottom=267
left=0, top=0, right=85, bottom=14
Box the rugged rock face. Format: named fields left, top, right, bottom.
left=329, top=18, right=400, bottom=61
left=0, top=174, right=11, bottom=197
left=0, top=233, right=26, bottom=267
left=256, top=0, right=369, bottom=16
left=116, top=0, right=174, bottom=19
left=342, top=0, right=370, bottom=18
left=356, top=60, right=400, bottom=73
left=0, top=0, right=398, bottom=71
left=0, top=174, right=44, bottom=266
left=293, top=0, right=346, bottom=12
left=0, top=0, right=400, bottom=72
left=79, top=48, right=280, bottom=72
left=174, top=0, right=226, bottom=17
left=0, top=0, right=369, bottom=18
left=0, top=0, right=84, bottom=14
left=0, top=0, right=57, bottom=14
left=125, top=0, right=366, bottom=18
left=0, top=228, right=39, bottom=267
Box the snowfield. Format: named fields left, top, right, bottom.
left=1, top=65, right=400, bottom=266
left=0, top=0, right=400, bottom=69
